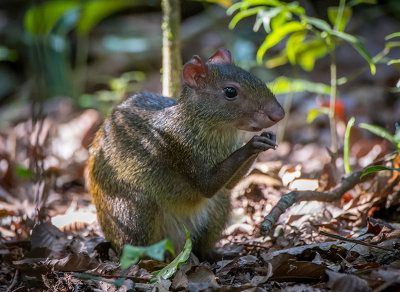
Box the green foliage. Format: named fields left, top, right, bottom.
left=24, top=0, right=149, bottom=100
left=360, top=166, right=400, bottom=179
left=14, top=165, right=32, bottom=180
left=344, top=117, right=355, bottom=174
left=269, top=77, right=331, bottom=95
left=76, top=0, right=141, bottom=35
left=328, top=7, right=352, bottom=32
left=385, top=32, right=400, bottom=40
left=120, top=239, right=175, bottom=270
left=348, top=0, right=377, bottom=6
left=257, top=21, right=305, bottom=63
left=25, top=0, right=143, bottom=36
left=78, top=71, right=145, bottom=115
left=120, top=228, right=192, bottom=283
left=307, top=107, right=330, bottom=124
left=0, top=46, right=18, bottom=62
left=227, top=0, right=376, bottom=73
left=151, top=228, right=192, bottom=282
left=384, top=33, right=400, bottom=66
left=359, top=123, right=400, bottom=150
left=25, top=0, right=79, bottom=35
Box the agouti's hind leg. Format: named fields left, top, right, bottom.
left=192, top=192, right=231, bottom=262
left=96, top=194, right=160, bottom=254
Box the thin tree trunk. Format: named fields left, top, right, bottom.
left=162, top=0, right=182, bottom=98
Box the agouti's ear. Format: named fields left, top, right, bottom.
left=182, top=55, right=208, bottom=89
left=207, top=48, right=232, bottom=64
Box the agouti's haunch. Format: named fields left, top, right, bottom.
left=88, top=48, right=284, bottom=259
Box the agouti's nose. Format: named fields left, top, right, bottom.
left=267, top=102, right=285, bottom=122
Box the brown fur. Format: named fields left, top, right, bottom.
left=88, top=49, right=284, bottom=258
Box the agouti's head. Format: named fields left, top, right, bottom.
left=181, top=48, right=285, bottom=132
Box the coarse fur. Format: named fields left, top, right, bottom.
left=88, top=49, right=284, bottom=258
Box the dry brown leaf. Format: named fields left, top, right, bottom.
left=30, top=222, right=69, bottom=259
left=326, top=270, right=370, bottom=292
left=187, top=265, right=218, bottom=286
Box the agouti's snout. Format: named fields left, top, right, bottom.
left=250, top=101, right=285, bottom=131
left=267, top=101, right=285, bottom=122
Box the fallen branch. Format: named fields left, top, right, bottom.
left=260, top=170, right=363, bottom=235
left=319, top=231, right=395, bottom=252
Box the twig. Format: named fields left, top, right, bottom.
left=7, top=269, right=19, bottom=292
left=243, top=243, right=269, bottom=250
left=260, top=170, right=363, bottom=235
left=319, top=231, right=395, bottom=252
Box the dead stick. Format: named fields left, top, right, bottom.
left=260, top=170, right=363, bottom=235
left=319, top=231, right=395, bottom=252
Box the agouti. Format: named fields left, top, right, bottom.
left=88, top=48, right=284, bottom=259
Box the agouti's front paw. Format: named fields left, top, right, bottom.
left=245, top=131, right=277, bottom=155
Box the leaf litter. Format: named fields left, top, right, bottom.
left=0, top=103, right=399, bottom=291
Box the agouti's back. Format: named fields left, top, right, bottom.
left=88, top=49, right=284, bottom=258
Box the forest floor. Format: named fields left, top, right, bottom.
left=0, top=93, right=399, bottom=291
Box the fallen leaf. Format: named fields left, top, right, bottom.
left=30, top=222, right=69, bottom=259
left=326, top=270, right=370, bottom=292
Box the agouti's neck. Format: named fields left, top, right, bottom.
left=157, top=102, right=242, bottom=165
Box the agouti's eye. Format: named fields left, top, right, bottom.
left=224, top=87, right=237, bottom=100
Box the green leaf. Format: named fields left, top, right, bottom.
left=253, top=7, right=283, bottom=32
left=25, top=0, right=79, bottom=35
left=385, top=41, right=400, bottom=49
left=0, top=46, right=18, bottom=62
left=269, top=77, right=331, bottom=95
left=286, top=31, right=306, bottom=64
left=344, top=117, right=355, bottom=174
left=76, top=0, right=141, bottom=35
left=265, top=53, right=289, bottom=68
left=120, top=239, right=175, bottom=270
left=302, top=15, right=332, bottom=32
left=360, top=166, right=400, bottom=179
left=14, top=165, right=32, bottom=179
left=152, top=228, right=192, bottom=281
left=257, top=21, right=305, bottom=62
left=270, top=10, right=288, bottom=31
left=331, top=31, right=376, bottom=74
left=348, top=0, right=377, bottom=7
left=387, top=59, right=400, bottom=65
left=327, top=7, right=352, bottom=32
left=296, top=39, right=328, bottom=71
left=359, top=123, right=396, bottom=145
left=286, top=2, right=305, bottom=15
left=307, top=107, right=330, bottom=123
left=227, top=0, right=281, bottom=15
left=229, top=7, right=261, bottom=30
left=385, top=32, right=400, bottom=40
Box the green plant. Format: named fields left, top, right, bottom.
left=120, top=238, right=175, bottom=270
left=228, top=0, right=377, bottom=152
left=359, top=122, right=400, bottom=150
left=344, top=117, right=355, bottom=174
left=78, top=71, right=145, bottom=116
left=151, top=229, right=192, bottom=282
left=120, top=228, right=192, bottom=283
left=360, top=165, right=400, bottom=179
left=343, top=119, right=400, bottom=178
left=24, top=0, right=152, bottom=98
